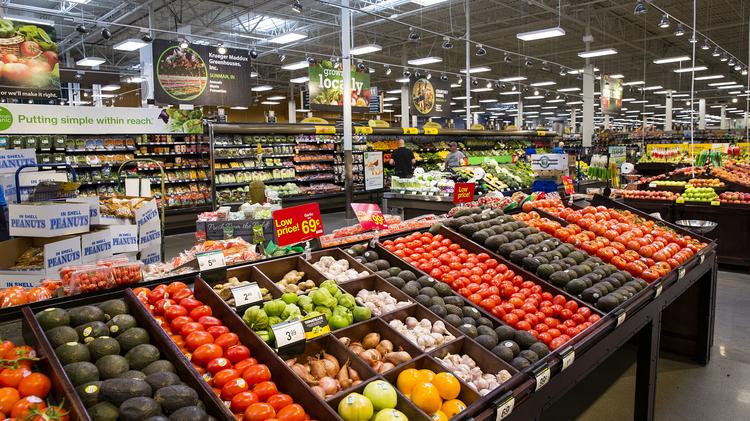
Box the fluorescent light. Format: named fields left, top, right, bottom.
left=449, top=83, right=461, bottom=88
left=517, top=27, right=566, bottom=41
left=113, top=39, right=149, bottom=51
left=499, top=76, right=527, bottom=82
left=471, top=87, right=493, bottom=92
left=290, top=76, right=309, bottom=83
left=547, top=99, right=565, bottom=103
left=383, top=97, right=399, bottom=102
left=93, top=93, right=116, bottom=98
left=261, top=101, right=280, bottom=105
left=671, top=94, right=690, bottom=97
left=468, top=105, right=480, bottom=109
left=453, top=96, right=467, bottom=100
left=557, top=87, right=580, bottom=92
left=653, top=56, right=691, bottom=64
left=621, top=98, right=635, bottom=102
left=524, top=105, right=541, bottom=108
left=717, top=85, right=744, bottom=90
left=395, top=78, right=410, bottom=83
left=530, top=81, right=556, bottom=87
left=567, top=101, right=583, bottom=105
left=479, top=99, right=498, bottom=103
left=542, top=106, right=558, bottom=109
left=250, top=72, right=259, bottom=78
left=281, top=60, right=309, bottom=70
left=251, top=85, right=273, bottom=91
left=382, top=109, right=394, bottom=113
left=101, top=84, right=121, bottom=91
left=524, top=95, right=544, bottom=99
left=674, top=66, right=707, bottom=73
left=267, top=95, right=285, bottom=100
left=708, top=81, right=737, bottom=86
left=269, top=31, right=307, bottom=44
left=695, top=75, right=724, bottom=80
left=76, top=57, right=106, bottom=67
left=502, top=101, right=518, bottom=105
left=541, top=112, right=555, bottom=115
left=231, top=106, right=248, bottom=110
left=609, top=74, right=624, bottom=79
left=653, top=90, right=671, bottom=94
left=410, top=0, right=449, bottom=6
left=632, top=100, right=648, bottom=103
left=460, top=66, right=491, bottom=74
left=623, top=80, right=645, bottom=86
left=350, top=44, right=382, bottom=55
left=407, top=56, right=442, bottom=66
left=499, top=91, right=521, bottom=95
left=577, top=48, right=617, bottom=58
left=386, top=89, right=402, bottom=94
left=642, top=85, right=663, bottom=91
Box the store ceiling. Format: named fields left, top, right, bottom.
left=4, top=0, right=750, bottom=117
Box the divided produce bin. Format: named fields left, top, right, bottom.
left=327, top=377, right=431, bottom=421
left=379, top=305, right=463, bottom=352
left=337, top=275, right=414, bottom=317
left=308, top=248, right=373, bottom=279
left=254, top=255, right=326, bottom=293
left=332, top=318, right=424, bottom=373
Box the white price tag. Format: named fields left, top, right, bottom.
left=654, top=283, right=663, bottom=298
left=561, top=349, right=575, bottom=371
left=648, top=182, right=657, bottom=188
left=231, top=283, right=263, bottom=308
left=678, top=267, right=686, bottom=279
left=495, top=396, right=515, bottom=421
left=197, top=250, right=226, bottom=271
left=534, top=367, right=550, bottom=391
left=616, top=311, right=626, bottom=327
left=699, top=253, right=705, bottom=264
left=272, top=319, right=305, bottom=349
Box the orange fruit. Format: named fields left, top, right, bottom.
left=432, top=372, right=460, bottom=400
left=441, top=399, right=467, bottom=418
left=396, top=369, right=421, bottom=394
left=417, top=369, right=436, bottom=383
left=431, top=410, right=448, bottom=421
left=410, top=382, right=442, bottom=414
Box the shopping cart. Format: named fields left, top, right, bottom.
left=13, top=163, right=79, bottom=203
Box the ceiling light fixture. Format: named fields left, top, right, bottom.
left=516, top=27, right=566, bottom=41
left=557, top=87, right=581, bottom=92
left=634, top=1, right=647, bottom=15
left=113, top=39, right=149, bottom=51
left=269, top=31, right=307, bottom=44
left=384, top=65, right=392, bottom=75
left=533, top=89, right=540, bottom=95
left=350, top=44, right=382, bottom=55
left=653, top=55, right=690, bottom=64
left=290, top=76, right=309, bottom=83
left=524, top=58, right=533, bottom=67
left=442, top=36, right=453, bottom=49
left=251, top=85, right=273, bottom=91
left=76, top=57, right=106, bottom=67
left=475, top=44, right=487, bottom=56
left=577, top=48, right=618, bottom=58
left=440, top=73, right=448, bottom=81
left=281, top=60, right=309, bottom=70
left=674, top=66, right=707, bottom=73
left=408, top=27, right=420, bottom=41
left=712, top=47, right=721, bottom=57
left=407, top=56, right=442, bottom=66
left=720, top=53, right=728, bottom=62
left=728, top=58, right=736, bottom=66
left=530, top=81, right=556, bottom=86
left=101, top=28, right=112, bottom=40
left=426, top=73, right=432, bottom=80
left=471, top=78, right=479, bottom=87
left=559, top=67, right=567, bottom=76
left=701, top=39, right=711, bottom=50
left=250, top=48, right=259, bottom=59
left=291, top=0, right=303, bottom=13
left=695, top=75, right=724, bottom=80
left=101, top=84, right=120, bottom=91
left=460, top=66, right=491, bottom=74
left=735, top=64, right=742, bottom=71
left=402, top=69, right=411, bottom=77
left=217, top=44, right=227, bottom=54
left=396, top=78, right=410, bottom=83
left=179, top=39, right=189, bottom=49
left=457, top=76, right=463, bottom=85
left=504, top=53, right=512, bottom=63
left=674, top=23, right=685, bottom=36
left=658, top=14, right=670, bottom=28
left=75, top=24, right=88, bottom=34
left=541, top=62, right=550, bottom=71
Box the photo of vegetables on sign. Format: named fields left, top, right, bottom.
left=308, top=59, right=371, bottom=112
left=156, top=44, right=208, bottom=101
left=409, top=76, right=450, bottom=117
left=0, top=18, right=60, bottom=100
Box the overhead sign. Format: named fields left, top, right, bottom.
left=453, top=182, right=476, bottom=204
left=351, top=203, right=387, bottom=231
left=410, top=76, right=451, bottom=117
left=0, top=19, right=60, bottom=100
left=601, top=75, right=622, bottom=115
left=0, top=104, right=202, bottom=134
left=531, top=154, right=569, bottom=171
left=364, top=151, right=384, bottom=191
left=272, top=203, right=324, bottom=246
left=308, top=59, right=371, bottom=112
left=152, top=39, right=251, bottom=107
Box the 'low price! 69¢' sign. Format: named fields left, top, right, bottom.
left=453, top=182, right=476, bottom=204
left=272, top=203, right=325, bottom=246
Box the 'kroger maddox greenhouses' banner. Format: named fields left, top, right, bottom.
left=152, top=39, right=251, bottom=107
left=0, top=17, right=60, bottom=100
left=308, top=59, right=371, bottom=112
left=0, top=104, right=203, bottom=134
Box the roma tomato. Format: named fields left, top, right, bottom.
left=266, top=393, right=293, bottom=412
left=0, top=367, right=31, bottom=388
left=0, top=387, right=20, bottom=413
left=277, top=404, right=306, bottom=421
left=206, top=357, right=232, bottom=376
left=185, top=330, right=214, bottom=351
left=212, top=368, right=241, bottom=389
left=166, top=281, right=189, bottom=295
left=198, top=316, right=222, bottom=329
left=206, top=325, right=231, bottom=339
left=180, top=322, right=205, bottom=337
left=170, top=316, right=194, bottom=333
left=221, top=378, right=249, bottom=400
left=164, top=305, right=188, bottom=322
left=225, top=345, right=251, bottom=364
left=17, top=373, right=51, bottom=398
left=252, top=381, right=278, bottom=401
left=191, top=344, right=223, bottom=367
left=190, top=305, right=213, bottom=320
left=233, top=358, right=258, bottom=373
left=231, top=391, right=260, bottom=413
left=214, top=333, right=240, bottom=350
left=179, top=297, right=203, bottom=313
left=244, top=402, right=276, bottom=421
left=242, top=364, right=271, bottom=386
left=170, top=287, right=193, bottom=302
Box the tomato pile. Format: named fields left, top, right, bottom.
left=0, top=281, right=60, bottom=308
left=518, top=206, right=707, bottom=282
left=134, top=282, right=313, bottom=421
left=383, top=232, right=600, bottom=350
left=0, top=340, right=68, bottom=421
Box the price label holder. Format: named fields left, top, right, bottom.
left=231, top=283, right=264, bottom=313
left=654, top=282, right=663, bottom=299
left=354, top=126, right=373, bottom=135
left=678, top=267, right=686, bottom=279
left=273, top=318, right=306, bottom=355
left=493, top=391, right=515, bottom=421
left=303, top=241, right=312, bottom=260
left=648, top=182, right=657, bottom=188
left=710, top=200, right=720, bottom=206
left=676, top=197, right=685, bottom=204
left=533, top=365, right=550, bottom=391
left=698, top=252, right=705, bottom=264
left=302, top=314, right=330, bottom=340
left=615, top=309, right=626, bottom=327
left=402, top=127, right=418, bottom=135
left=197, top=250, right=226, bottom=271
left=424, top=127, right=439, bottom=135
left=560, top=346, right=575, bottom=372
left=314, top=126, right=336, bottom=134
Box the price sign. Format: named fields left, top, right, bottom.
left=351, top=203, right=388, bottom=231
left=272, top=203, right=324, bottom=247
left=536, top=130, right=547, bottom=137
left=402, top=127, right=418, bottom=135
left=562, top=175, right=575, bottom=195
left=452, top=182, right=476, bottom=204
left=495, top=394, right=515, bottom=421
left=561, top=347, right=575, bottom=371
left=699, top=252, right=705, bottom=264
left=533, top=366, right=550, bottom=391
left=354, top=126, right=373, bottom=135
left=302, top=314, right=330, bottom=340
left=616, top=310, right=626, bottom=327
left=654, top=282, right=663, bottom=298
left=197, top=250, right=226, bottom=271
left=678, top=267, right=686, bottom=279
left=424, top=127, right=439, bottom=135
left=314, top=126, right=336, bottom=134
left=231, top=283, right=263, bottom=312
left=272, top=318, right=305, bottom=350
left=649, top=183, right=657, bottom=188
left=676, top=197, right=685, bottom=204
left=710, top=200, right=720, bottom=206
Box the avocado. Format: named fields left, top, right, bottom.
left=433, top=282, right=453, bottom=297
left=69, top=305, right=106, bottom=327
left=522, top=256, right=543, bottom=273
left=373, top=259, right=390, bottom=270
left=458, top=224, right=476, bottom=236
left=444, top=314, right=463, bottom=327
left=519, top=349, right=540, bottom=364
left=596, top=295, right=619, bottom=312
left=491, top=344, right=515, bottom=362
left=565, top=279, right=587, bottom=295
left=76, top=381, right=102, bottom=407
left=402, top=281, right=420, bottom=297
left=443, top=296, right=464, bottom=307
left=458, top=324, right=478, bottom=338
left=476, top=325, right=497, bottom=339
left=89, top=401, right=119, bottom=421
left=498, top=243, right=515, bottom=257
left=430, top=296, right=445, bottom=307
left=476, top=317, right=493, bottom=328
left=500, top=340, right=520, bottom=357
left=415, top=294, right=432, bottom=307
left=56, top=342, right=91, bottom=365
left=100, top=378, right=153, bottom=406
left=388, top=267, right=402, bottom=277
left=364, top=263, right=378, bottom=272
left=64, top=361, right=99, bottom=386
left=88, top=337, right=121, bottom=361
left=145, top=372, right=182, bottom=390
left=475, top=334, right=498, bottom=349
left=36, top=308, right=70, bottom=331
left=536, top=264, right=555, bottom=280
left=462, top=306, right=481, bottom=320
left=96, top=354, right=130, bottom=379
left=386, top=277, right=406, bottom=289
left=397, top=270, right=417, bottom=282
left=417, top=276, right=434, bottom=287
left=428, top=223, right=443, bottom=235
left=514, top=331, right=537, bottom=348
left=119, top=397, right=162, bottom=421
left=549, top=271, right=571, bottom=287
left=77, top=321, right=109, bottom=343
left=529, top=342, right=550, bottom=358
left=429, top=305, right=448, bottom=318
left=485, top=235, right=508, bottom=251
left=46, top=326, right=79, bottom=348
left=581, top=288, right=603, bottom=303
left=168, top=406, right=210, bottom=421
left=98, top=299, right=129, bottom=319
left=461, top=317, right=477, bottom=326
left=119, top=371, right=147, bottom=381
left=117, top=327, right=150, bottom=352
left=509, top=250, right=531, bottom=265
left=419, top=287, right=438, bottom=297
left=363, top=251, right=379, bottom=262
left=375, top=270, right=390, bottom=279
left=145, top=417, right=169, bottom=421
left=125, top=344, right=160, bottom=370
left=511, top=357, right=531, bottom=370
left=107, top=314, right=138, bottom=336
left=350, top=244, right=366, bottom=256
left=154, top=385, right=200, bottom=414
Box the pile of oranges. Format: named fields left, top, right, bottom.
left=396, top=368, right=466, bottom=420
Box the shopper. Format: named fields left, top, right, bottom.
left=552, top=141, right=565, bottom=154
left=389, top=139, right=416, bottom=178
left=444, top=142, right=467, bottom=169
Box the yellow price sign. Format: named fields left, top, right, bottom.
left=354, top=126, right=373, bottom=135
left=536, top=131, right=547, bottom=136
left=314, top=126, right=336, bottom=134
left=402, top=127, right=418, bottom=135
left=710, top=200, right=720, bottom=206
left=676, top=198, right=685, bottom=204
left=423, top=127, right=439, bottom=135
left=301, top=218, right=321, bottom=234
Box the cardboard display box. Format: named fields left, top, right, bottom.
left=0, top=236, right=83, bottom=287
left=8, top=201, right=90, bottom=237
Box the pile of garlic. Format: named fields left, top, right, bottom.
left=388, top=317, right=455, bottom=351
left=355, top=289, right=410, bottom=316
left=312, top=256, right=368, bottom=283
left=437, top=353, right=512, bottom=396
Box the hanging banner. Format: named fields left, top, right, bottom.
left=0, top=18, right=60, bottom=100
left=364, top=151, right=384, bottom=191
left=0, top=104, right=203, bottom=134
left=410, top=76, right=451, bottom=117
left=601, top=75, right=622, bottom=115
left=308, top=59, right=371, bottom=112
left=152, top=39, right=251, bottom=107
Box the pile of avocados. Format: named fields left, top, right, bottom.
left=347, top=244, right=549, bottom=370
left=451, top=209, right=648, bottom=312
left=36, top=300, right=213, bottom=421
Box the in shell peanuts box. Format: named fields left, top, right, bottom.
left=9, top=202, right=90, bottom=237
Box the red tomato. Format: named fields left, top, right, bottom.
left=191, top=344, right=223, bottom=367
left=190, top=305, right=213, bottom=320
left=516, top=321, right=531, bottom=331
left=170, top=288, right=193, bottom=302
left=234, top=358, right=258, bottom=373
left=225, top=345, right=251, bottom=364
left=0, top=367, right=30, bottom=388
left=564, top=301, right=579, bottom=313
left=206, top=325, right=231, bottom=339
left=277, top=404, right=306, bottom=421
left=266, top=393, right=294, bottom=412
left=170, top=316, right=193, bottom=333
left=252, top=381, right=278, bottom=401
left=164, top=305, right=188, bottom=322
left=179, top=298, right=203, bottom=313
left=11, top=395, right=45, bottom=419
left=185, top=330, right=214, bottom=351
left=215, top=333, right=240, bottom=350
left=242, top=364, right=272, bottom=386
left=153, top=298, right=175, bottom=316
left=213, top=368, right=241, bottom=389
left=166, top=281, right=189, bottom=295
left=18, top=373, right=51, bottom=398
left=245, top=402, right=276, bottom=421
left=180, top=322, right=205, bottom=337
left=231, top=391, right=260, bottom=413
left=198, top=316, right=222, bottom=329
left=221, top=378, right=249, bottom=400
left=206, top=357, right=232, bottom=375
left=147, top=286, right=168, bottom=304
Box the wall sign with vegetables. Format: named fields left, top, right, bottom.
left=0, top=18, right=59, bottom=99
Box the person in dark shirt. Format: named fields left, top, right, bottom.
left=389, top=139, right=416, bottom=177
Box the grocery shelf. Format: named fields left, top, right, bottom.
left=294, top=159, right=335, bottom=163
left=136, top=141, right=209, bottom=146
left=135, top=152, right=205, bottom=157
left=214, top=166, right=285, bottom=172
left=149, top=178, right=210, bottom=184
left=215, top=178, right=297, bottom=188
left=65, top=148, right=136, bottom=153
left=214, top=142, right=296, bottom=148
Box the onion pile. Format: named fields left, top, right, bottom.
left=339, top=333, right=412, bottom=374
left=286, top=351, right=363, bottom=398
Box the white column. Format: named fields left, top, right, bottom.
left=603, top=114, right=610, bottom=129
left=400, top=85, right=409, bottom=129
left=140, top=44, right=154, bottom=105
left=464, top=0, right=471, bottom=128
left=570, top=108, right=577, bottom=133
left=515, top=100, right=523, bottom=128
left=745, top=111, right=749, bottom=130
left=582, top=64, right=594, bottom=147
left=92, top=84, right=103, bottom=107
left=699, top=99, right=706, bottom=129
left=720, top=105, right=728, bottom=129
left=665, top=95, right=673, bottom=131
left=341, top=0, right=353, bottom=219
